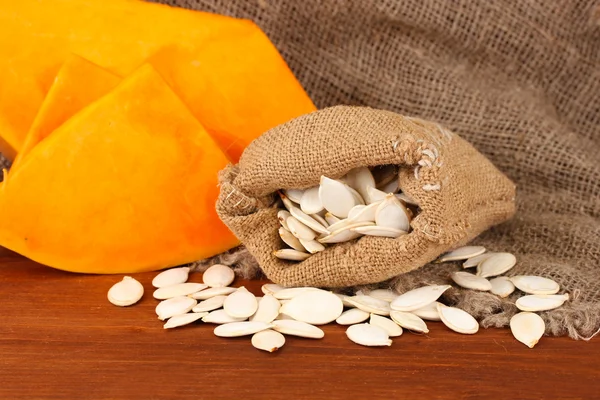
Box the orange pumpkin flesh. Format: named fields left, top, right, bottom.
left=0, top=64, right=239, bottom=274
left=12, top=55, right=121, bottom=170
left=0, top=0, right=315, bottom=162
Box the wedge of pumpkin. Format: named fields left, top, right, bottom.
left=0, top=64, right=239, bottom=274
left=0, top=0, right=315, bottom=162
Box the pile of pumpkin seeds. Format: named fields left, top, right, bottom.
left=107, top=246, right=569, bottom=351
left=274, top=165, right=418, bottom=261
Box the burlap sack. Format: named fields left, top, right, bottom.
left=217, top=106, right=515, bottom=287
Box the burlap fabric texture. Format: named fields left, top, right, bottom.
left=158, top=0, right=600, bottom=339
left=217, top=106, right=515, bottom=288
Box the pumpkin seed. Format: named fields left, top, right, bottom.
left=463, top=253, right=494, bottom=269
left=324, top=213, right=341, bottom=225
left=510, top=312, right=545, bottom=348
left=346, top=323, right=392, bottom=346
left=379, top=178, right=399, bottom=194
left=271, top=320, right=325, bottom=339
left=279, top=192, right=295, bottom=211
left=153, top=282, right=208, bottom=300
left=437, top=304, right=479, bottom=334
left=510, top=275, right=560, bottom=295
left=273, top=248, right=311, bottom=261
left=251, top=330, right=286, bottom=352
left=279, top=290, right=343, bottom=325
left=192, top=295, right=227, bottom=313
left=214, top=321, right=272, bottom=337
left=390, top=285, right=451, bottom=312
left=290, top=205, right=329, bottom=235
left=336, top=308, right=370, bottom=325
left=273, top=287, right=322, bottom=300
left=411, top=301, right=442, bottom=321
left=318, top=222, right=374, bottom=244
left=319, top=176, right=359, bottom=218
left=164, top=312, right=207, bottom=329
left=348, top=202, right=380, bottom=223
left=223, top=287, right=258, bottom=319
left=369, top=314, right=403, bottom=337
left=202, top=309, right=247, bottom=324
left=190, top=286, right=236, bottom=300
left=477, top=253, right=517, bottom=278
left=275, top=313, right=295, bottom=320
left=279, top=227, right=307, bottom=252
left=366, top=186, right=387, bottom=204
left=366, top=289, right=398, bottom=303
left=261, top=283, right=285, bottom=295
left=249, top=294, right=281, bottom=323
left=438, top=246, right=486, bottom=262
left=155, top=296, right=197, bottom=321
left=389, top=311, right=429, bottom=333
left=515, top=294, right=569, bottom=312
left=489, top=277, right=515, bottom=298
left=451, top=271, right=492, bottom=291
left=310, top=213, right=329, bottom=228
left=299, top=238, right=326, bottom=254
left=345, top=295, right=391, bottom=316
left=298, top=186, right=323, bottom=215
left=351, top=225, right=407, bottom=238
left=277, top=210, right=292, bottom=230
left=345, top=167, right=376, bottom=204
left=202, top=264, right=235, bottom=288
left=346, top=184, right=366, bottom=205
left=284, top=188, right=304, bottom=203
left=347, top=205, right=366, bottom=220
left=108, top=276, right=144, bottom=307
left=334, top=293, right=355, bottom=308
left=396, top=192, right=418, bottom=206
left=152, top=267, right=190, bottom=288
left=286, top=216, right=317, bottom=240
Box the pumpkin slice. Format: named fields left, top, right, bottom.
left=12, top=55, right=121, bottom=170
left=0, top=64, right=238, bottom=274
left=0, top=0, right=314, bottom=161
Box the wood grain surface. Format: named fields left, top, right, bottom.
left=1, top=247, right=598, bottom=400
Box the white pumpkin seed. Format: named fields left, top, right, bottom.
left=345, top=295, right=391, bottom=316
left=369, top=314, right=403, bottom=337
left=318, top=222, right=373, bottom=244
left=249, top=295, right=281, bottom=323
left=273, top=287, right=322, bottom=300
left=202, top=264, right=235, bottom=288
left=336, top=308, right=370, bottom=325
left=451, top=271, right=492, bottom=291
left=366, top=289, right=398, bottom=303
left=510, top=312, right=545, bottom=348
left=214, top=321, right=272, bottom=337
left=396, top=192, right=418, bottom=206
left=284, top=188, right=304, bottom=203
left=192, top=295, right=227, bottom=313
left=345, top=167, right=376, bottom=203
left=251, top=330, right=286, bottom=352
left=155, top=295, right=197, bottom=320
left=299, top=238, right=326, bottom=254
left=351, top=225, right=407, bottom=238
left=275, top=313, right=295, bottom=320
left=261, top=283, right=285, bottom=295
left=348, top=202, right=380, bottom=223
left=489, top=276, right=516, bottom=298
left=279, top=192, right=295, bottom=211
left=325, top=217, right=352, bottom=233
left=346, top=184, right=366, bottom=205
left=271, top=320, right=324, bottom=339
left=347, top=205, right=366, bottom=220
left=334, top=293, right=355, bottom=308
left=108, top=276, right=144, bottom=307
left=510, top=276, right=560, bottom=295
left=477, top=252, right=517, bottom=278
left=286, top=216, right=317, bottom=240
left=463, top=253, right=494, bottom=269
left=438, top=246, right=486, bottom=262
left=366, top=186, right=387, bottom=204
left=411, top=301, right=442, bottom=321
left=290, top=205, right=329, bottom=235
left=274, top=248, right=311, bottom=261
left=202, top=309, right=247, bottom=324
left=279, top=227, right=307, bottom=252
left=152, top=267, right=190, bottom=288
left=379, top=178, right=399, bottom=194
left=277, top=210, right=292, bottom=230
left=164, top=312, right=207, bottom=329
left=300, top=186, right=324, bottom=215
left=346, top=323, right=392, bottom=347
left=279, top=290, right=343, bottom=325
left=390, top=285, right=451, bottom=312
left=324, top=213, right=341, bottom=225
left=190, top=286, right=237, bottom=300
left=153, top=282, right=208, bottom=300
left=389, top=311, right=429, bottom=333
left=319, top=176, right=359, bottom=218
left=223, top=287, right=258, bottom=319
left=310, top=213, right=329, bottom=228
left=437, top=304, right=479, bottom=334
left=515, top=294, right=569, bottom=312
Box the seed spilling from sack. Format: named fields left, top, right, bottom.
left=274, top=166, right=418, bottom=261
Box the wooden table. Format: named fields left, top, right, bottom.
left=1, top=247, right=598, bottom=400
